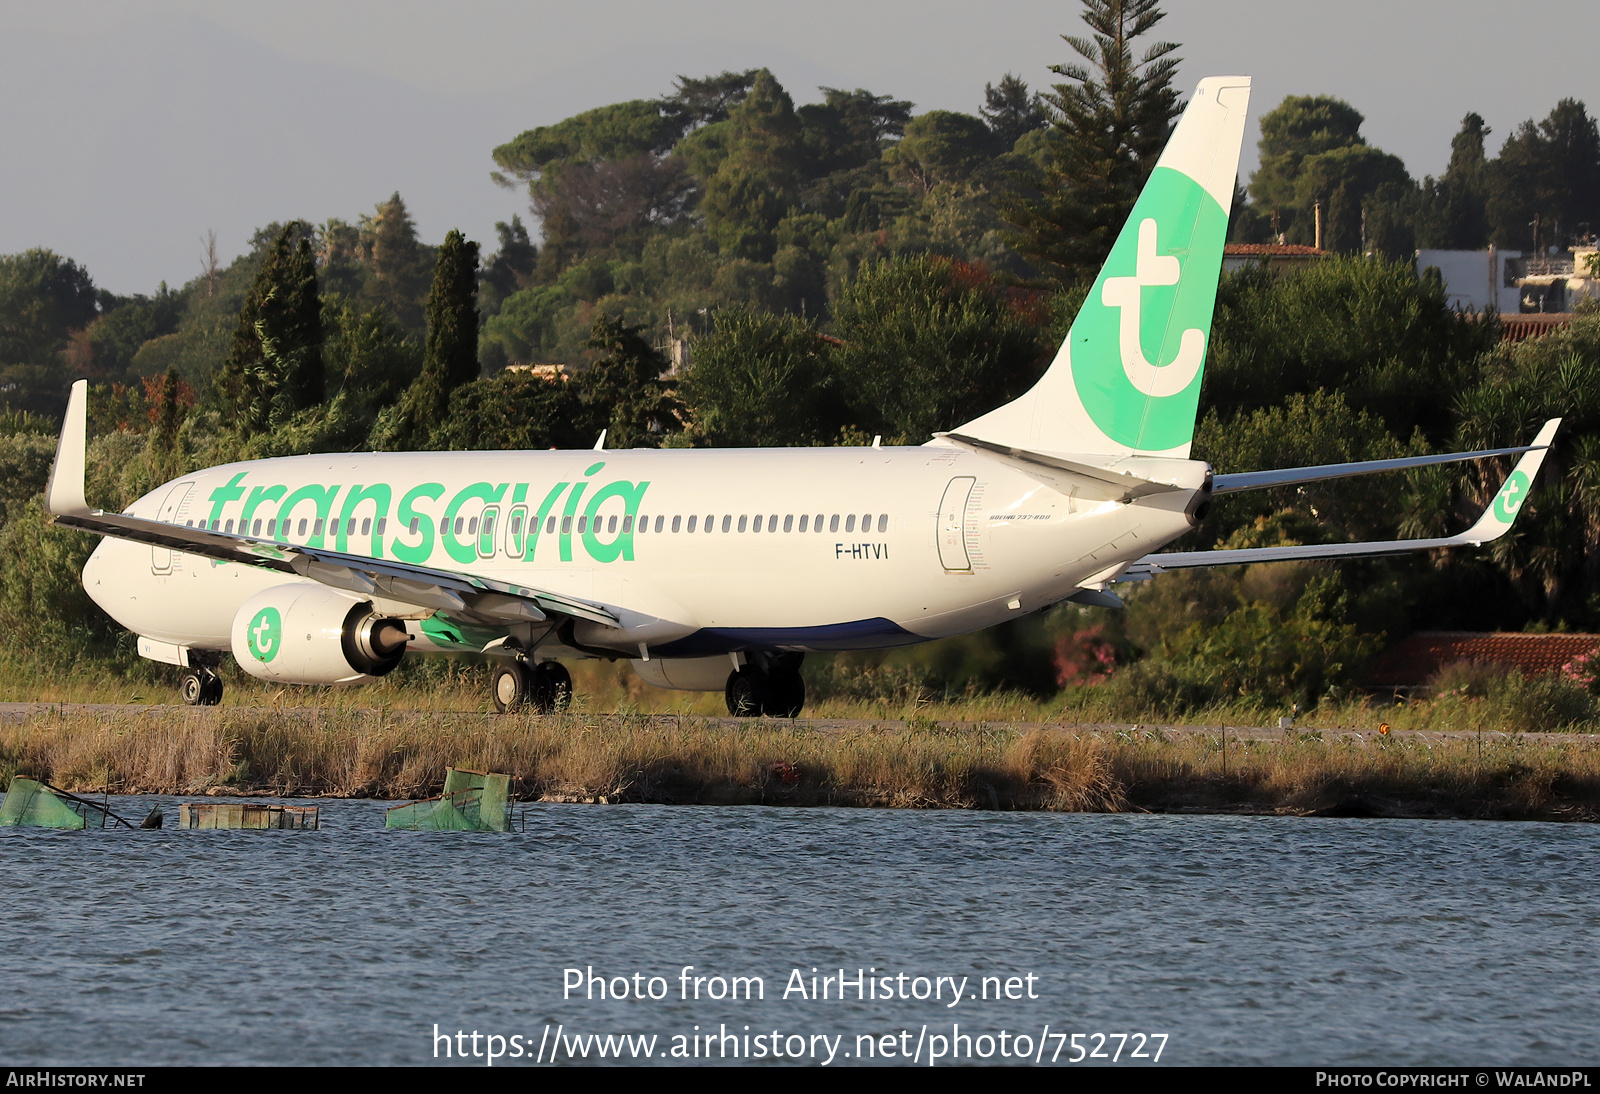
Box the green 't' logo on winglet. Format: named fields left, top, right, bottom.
left=1494, top=469, right=1532, bottom=523
left=246, top=607, right=282, bottom=663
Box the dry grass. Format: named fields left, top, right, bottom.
left=4, top=708, right=1599, bottom=820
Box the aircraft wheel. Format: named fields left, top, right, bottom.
left=725, top=667, right=769, bottom=717
left=491, top=662, right=532, bottom=713
left=531, top=661, right=572, bottom=714
left=764, top=668, right=805, bottom=718
left=200, top=673, right=224, bottom=706
left=180, top=671, right=205, bottom=706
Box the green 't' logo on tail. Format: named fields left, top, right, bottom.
left=1069, top=166, right=1229, bottom=452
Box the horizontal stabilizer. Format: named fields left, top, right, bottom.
left=1212, top=423, right=1558, bottom=494
left=1119, top=420, right=1560, bottom=579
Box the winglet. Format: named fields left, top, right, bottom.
left=45, top=380, right=90, bottom=517
left=1455, top=418, right=1561, bottom=545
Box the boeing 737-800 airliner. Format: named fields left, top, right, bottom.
left=42, top=76, right=1559, bottom=714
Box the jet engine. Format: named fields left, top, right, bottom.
left=230, top=584, right=410, bottom=686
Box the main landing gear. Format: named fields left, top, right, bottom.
left=725, top=653, right=805, bottom=718
left=491, top=659, right=573, bottom=714
left=179, top=668, right=223, bottom=706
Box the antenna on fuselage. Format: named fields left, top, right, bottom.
left=593, top=429, right=607, bottom=451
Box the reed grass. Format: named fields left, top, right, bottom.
left=4, top=706, right=1598, bottom=820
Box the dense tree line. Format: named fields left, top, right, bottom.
left=0, top=0, right=1596, bottom=711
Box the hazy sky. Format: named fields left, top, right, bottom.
left=3, top=0, right=1594, bottom=294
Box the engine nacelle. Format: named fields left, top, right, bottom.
left=231, top=584, right=409, bottom=686
left=631, top=655, right=733, bottom=692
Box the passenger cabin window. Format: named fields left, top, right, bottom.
left=784, top=515, right=794, bottom=532
left=739, top=515, right=748, bottom=533
left=769, top=513, right=778, bottom=532
left=878, top=514, right=888, bottom=533
left=829, top=514, right=840, bottom=533
left=751, top=515, right=761, bottom=533
left=687, top=515, right=697, bottom=532
left=722, top=515, right=732, bottom=533
left=547, top=516, right=557, bottom=534
left=409, top=518, right=420, bottom=535
left=267, top=519, right=276, bottom=536
left=846, top=515, right=856, bottom=533
left=298, top=519, right=309, bottom=536
left=376, top=519, right=386, bottom=535
left=656, top=516, right=665, bottom=533
left=252, top=520, right=261, bottom=536
left=623, top=515, right=633, bottom=533
left=362, top=518, right=371, bottom=535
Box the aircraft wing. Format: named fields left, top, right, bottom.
left=1114, top=419, right=1559, bottom=582
left=1210, top=421, right=1558, bottom=494
left=44, top=381, right=619, bottom=630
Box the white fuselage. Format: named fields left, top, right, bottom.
left=83, top=444, right=1203, bottom=662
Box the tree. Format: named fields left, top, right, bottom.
left=886, top=111, right=996, bottom=191
left=662, top=70, right=760, bottom=131
left=1204, top=256, right=1497, bottom=443
left=981, top=74, right=1047, bottom=151
left=997, top=0, right=1183, bottom=286
left=682, top=310, right=839, bottom=446
left=0, top=249, right=101, bottom=414
left=357, top=193, right=431, bottom=329
left=1487, top=99, right=1600, bottom=250
left=1415, top=113, right=1492, bottom=249
left=830, top=256, right=1047, bottom=440
left=1248, top=96, right=1410, bottom=251
left=372, top=230, right=479, bottom=450
left=576, top=316, right=682, bottom=448
left=699, top=70, right=806, bottom=260
left=213, top=223, right=324, bottom=437
left=492, top=100, right=687, bottom=280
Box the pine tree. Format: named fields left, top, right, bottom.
left=997, top=0, right=1181, bottom=286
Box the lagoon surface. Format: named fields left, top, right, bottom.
left=1, top=801, right=1596, bottom=1066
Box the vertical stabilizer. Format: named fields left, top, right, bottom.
left=953, top=76, right=1251, bottom=458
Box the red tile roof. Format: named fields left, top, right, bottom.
left=1498, top=313, right=1573, bottom=342
left=1223, top=243, right=1330, bottom=257
left=1361, top=631, right=1600, bottom=689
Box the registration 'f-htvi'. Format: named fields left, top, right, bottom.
left=44, top=76, right=1559, bottom=714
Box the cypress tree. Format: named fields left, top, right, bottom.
left=376, top=230, right=479, bottom=450
left=214, top=222, right=323, bottom=436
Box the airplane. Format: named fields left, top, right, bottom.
left=42, top=75, right=1559, bottom=715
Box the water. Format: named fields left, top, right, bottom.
left=1, top=800, right=1596, bottom=1066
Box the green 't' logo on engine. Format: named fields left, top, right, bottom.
left=247, top=607, right=282, bottom=663
left=1069, top=166, right=1229, bottom=452
left=1494, top=469, right=1532, bottom=523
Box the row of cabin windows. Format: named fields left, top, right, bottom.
left=189, top=517, right=389, bottom=537
left=187, top=511, right=892, bottom=540
left=504, top=512, right=892, bottom=536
